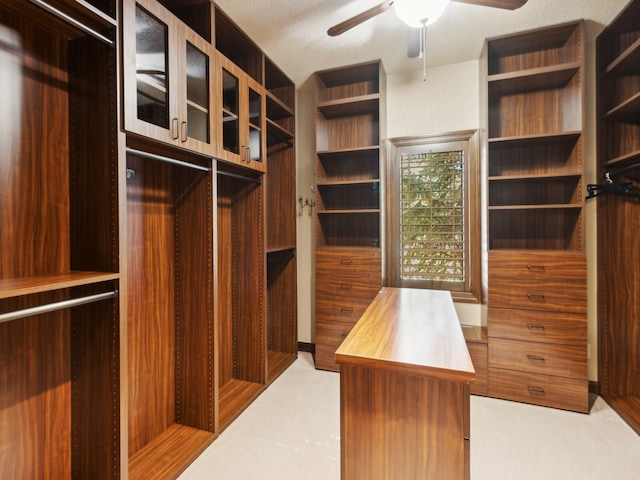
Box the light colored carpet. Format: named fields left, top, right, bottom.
left=179, top=352, right=640, bottom=480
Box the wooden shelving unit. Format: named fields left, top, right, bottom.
left=126, top=146, right=215, bottom=479
left=217, top=165, right=266, bottom=430
left=0, top=0, right=120, bottom=477
left=314, top=61, right=385, bottom=371
left=265, top=61, right=298, bottom=381
left=0, top=1, right=296, bottom=477
left=596, top=0, right=640, bottom=435
left=483, top=22, right=589, bottom=413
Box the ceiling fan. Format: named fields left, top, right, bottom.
left=328, top=0, right=528, bottom=37
left=328, top=0, right=528, bottom=79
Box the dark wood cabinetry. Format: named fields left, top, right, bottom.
left=217, top=167, right=266, bottom=430
left=123, top=0, right=215, bottom=155
left=0, top=0, right=120, bottom=477
left=483, top=22, right=589, bottom=413
left=1, top=0, right=297, bottom=477
left=126, top=147, right=215, bottom=478
left=313, top=62, right=386, bottom=371
left=215, top=52, right=266, bottom=171
left=265, top=58, right=297, bottom=382
left=596, top=0, right=640, bottom=434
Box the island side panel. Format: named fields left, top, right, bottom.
left=340, top=364, right=468, bottom=480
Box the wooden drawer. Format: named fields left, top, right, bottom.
left=316, top=248, right=381, bottom=275
left=488, top=276, right=586, bottom=313
left=489, top=307, right=586, bottom=345
left=316, top=319, right=356, bottom=371
left=316, top=319, right=355, bottom=347
left=489, top=251, right=586, bottom=282
left=316, top=294, right=372, bottom=324
left=489, top=367, right=589, bottom=413
left=489, top=338, right=587, bottom=379
left=316, top=277, right=381, bottom=299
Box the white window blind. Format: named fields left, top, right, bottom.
left=400, top=150, right=465, bottom=285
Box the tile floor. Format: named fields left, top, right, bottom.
left=179, top=352, right=640, bottom=480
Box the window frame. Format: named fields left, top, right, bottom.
left=385, top=130, right=482, bottom=303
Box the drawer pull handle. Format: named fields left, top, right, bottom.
left=340, top=307, right=353, bottom=314
left=340, top=258, right=353, bottom=265
left=527, top=355, right=545, bottom=363
left=527, top=324, right=545, bottom=332
left=527, top=293, right=545, bottom=301
left=340, top=283, right=352, bottom=289
left=527, top=265, right=545, bottom=272
left=528, top=386, right=546, bottom=396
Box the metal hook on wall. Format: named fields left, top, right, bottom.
left=298, top=197, right=316, bottom=216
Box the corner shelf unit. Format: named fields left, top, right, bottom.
left=314, top=61, right=385, bottom=372
left=484, top=22, right=589, bottom=413
left=265, top=57, right=297, bottom=383
left=596, top=0, right=640, bottom=435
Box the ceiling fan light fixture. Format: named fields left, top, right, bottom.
left=394, top=0, right=450, bottom=28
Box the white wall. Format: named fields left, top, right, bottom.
left=296, top=47, right=602, bottom=380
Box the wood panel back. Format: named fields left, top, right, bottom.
left=126, top=155, right=177, bottom=455
left=341, top=365, right=467, bottom=480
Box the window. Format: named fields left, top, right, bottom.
left=385, top=131, right=481, bottom=302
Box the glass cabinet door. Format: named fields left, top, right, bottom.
left=124, top=0, right=215, bottom=155
left=221, top=67, right=240, bottom=156
left=184, top=39, right=210, bottom=145
left=135, top=5, right=169, bottom=129
left=248, top=87, right=262, bottom=163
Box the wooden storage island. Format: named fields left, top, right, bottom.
left=335, top=288, right=475, bottom=480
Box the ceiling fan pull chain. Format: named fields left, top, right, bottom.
left=421, top=24, right=427, bottom=81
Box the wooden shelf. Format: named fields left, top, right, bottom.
left=488, top=62, right=580, bottom=95
left=489, top=172, right=581, bottom=182
left=601, top=395, right=640, bottom=436
left=603, top=148, right=640, bottom=168
left=218, top=379, right=264, bottom=430
left=266, top=245, right=296, bottom=254
left=318, top=209, right=380, bottom=214
left=266, top=91, right=294, bottom=119
left=489, top=131, right=581, bottom=147
left=604, top=91, right=640, bottom=121
left=489, top=204, right=582, bottom=211
left=268, top=350, right=297, bottom=383
left=0, top=272, right=119, bottom=299
left=603, top=37, right=640, bottom=78
left=266, top=118, right=294, bottom=142
left=129, top=423, right=215, bottom=480
left=317, top=94, right=379, bottom=118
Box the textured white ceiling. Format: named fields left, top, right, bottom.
left=213, top=0, right=630, bottom=86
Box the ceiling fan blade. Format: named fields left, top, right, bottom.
left=407, top=28, right=420, bottom=58
left=327, top=0, right=394, bottom=37
left=452, top=0, right=527, bottom=10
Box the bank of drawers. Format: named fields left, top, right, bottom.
left=487, top=250, right=588, bottom=413
left=315, top=247, right=381, bottom=371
